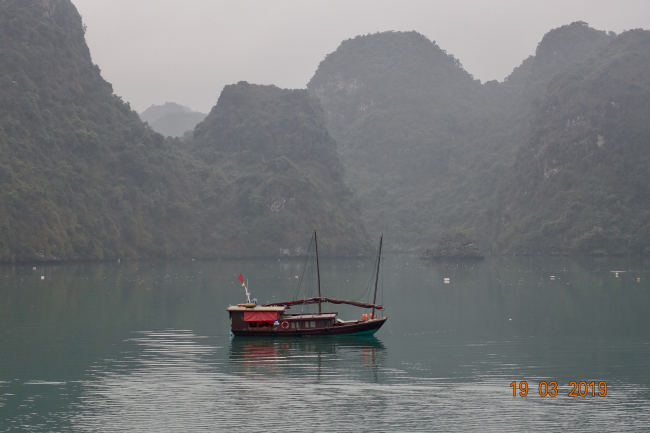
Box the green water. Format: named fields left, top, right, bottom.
left=1, top=256, right=649, bottom=431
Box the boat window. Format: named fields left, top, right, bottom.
left=310, top=321, right=316, bottom=328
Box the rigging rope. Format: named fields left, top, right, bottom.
left=290, top=233, right=385, bottom=312
left=291, top=235, right=314, bottom=302
left=353, top=236, right=382, bottom=304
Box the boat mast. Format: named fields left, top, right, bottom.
left=314, top=228, right=322, bottom=314
left=372, top=233, right=383, bottom=319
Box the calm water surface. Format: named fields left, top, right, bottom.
left=1, top=256, right=650, bottom=431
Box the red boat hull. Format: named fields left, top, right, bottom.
left=231, top=317, right=387, bottom=337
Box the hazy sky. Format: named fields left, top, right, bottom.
left=72, top=0, right=650, bottom=113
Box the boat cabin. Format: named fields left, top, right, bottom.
left=228, top=306, right=287, bottom=330
left=227, top=305, right=338, bottom=332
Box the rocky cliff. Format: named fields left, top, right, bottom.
left=497, top=30, right=650, bottom=255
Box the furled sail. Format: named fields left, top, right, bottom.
left=263, top=297, right=384, bottom=311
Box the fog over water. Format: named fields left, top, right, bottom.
left=72, top=0, right=650, bottom=113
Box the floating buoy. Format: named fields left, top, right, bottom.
left=33, top=267, right=36, bottom=271
left=550, top=276, right=555, bottom=280
left=41, top=276, right=45, bottom=280
left=638, top=277, right=641, bottom=282
left=444, top=278, right=450, bottom=284
left=362, top=313, right=368, bottom=321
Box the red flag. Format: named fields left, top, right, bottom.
left=238, top=274, right=244, bottom=285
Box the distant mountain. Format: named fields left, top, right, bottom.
left=497, top=29, right=650, bottom=255
left=140, top=102, right=207, bottom=137
left=150, top=111, right=207, bottom=137
left=189, top=82, right=371, bottom=256
left=139, top=102, right=191, bottom=124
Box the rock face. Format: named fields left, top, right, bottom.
left=190, top=82, right=371, bottom=257
left=497, top=30, right=650, bottom=256
left=420, top=233, right=485, bottom=260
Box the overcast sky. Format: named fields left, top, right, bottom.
left=72, top=0, right=650, bottom=113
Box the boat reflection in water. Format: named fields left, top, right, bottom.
left=229, top=336, right=386, bottom=381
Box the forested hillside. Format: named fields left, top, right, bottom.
left=2, top=0, right=646, bottom=260
left=308, top=31, right=489, bottom=251
left=497, top=30, right=650, bottom=255
left=0, top=0, right=369, bottom=261
left=188, top=82, right=371, bottom=256
left=308, top=24, right=620, bottom=253
left=0, top=0, right=196, bottom=261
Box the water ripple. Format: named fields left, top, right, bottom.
left=52, top=332, right=650, bottom=432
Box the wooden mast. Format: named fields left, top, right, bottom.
left=371, top=233, right=383, bottom=319
left=314, top=229, right=322, bottom=314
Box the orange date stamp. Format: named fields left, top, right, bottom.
left=510, top=381, right=608, bottom=397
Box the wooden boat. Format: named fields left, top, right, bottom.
left=227, top=231, right=387, bottom=337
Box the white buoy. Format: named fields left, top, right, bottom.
left=444, top=278, right=450, bottom=284
left=41, top=276, right=45, bottom=280
left=33, top=267, right=36, bottom=271
left=638, top=277, right=641, bottom=282
left=295, top=276, right=299, bottom=279
left=550, top=276, right=555, bottom=280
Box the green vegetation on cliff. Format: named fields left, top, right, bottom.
left=0, top=0, right=199, bottom=261
left=0, top=0, right=369, bottom=261
left=498, top=30, right=650, bottom=255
